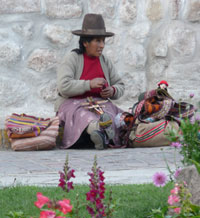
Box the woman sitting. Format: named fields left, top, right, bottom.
left=55, top=13, right=125, bottom=149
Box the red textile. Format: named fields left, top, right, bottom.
left=76, top=53, right=107, bottom=98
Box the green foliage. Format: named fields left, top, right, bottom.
left=148, top=207, right=170, bottom=218
left=189, top=159, right=200, bottom=174
left=0, top=183, right=173, bottom=218
left=168, top=116, right=200, bottom=166
left=6, top=211, right=27, bottom=218
left=149, top=182, right=200, bottom=218
left=179, top=118, right=200, bottom=165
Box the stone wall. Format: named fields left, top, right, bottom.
left=1, top=0, right=200, bottom=128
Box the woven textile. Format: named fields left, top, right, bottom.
left=5, top=113, right=50, bottom=139
left=134, top=120, right=168, bottom=143
left=129, top=119, right=179, bottom=147
left=11, top=117, right=59, bottom=151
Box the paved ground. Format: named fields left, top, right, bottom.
left=0, top=147, right=183, bottom=186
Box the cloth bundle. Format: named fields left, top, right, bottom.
left=129, top=119, right=179, bottom=147
left=119, top=88, right=194, bottom=147
left=6, top=113, right=51, bottom=139
left=5, top=114, right=59, bottom=151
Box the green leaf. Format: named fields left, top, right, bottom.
left=6, top=211, right=27, bottom=218
left=189, top=159, right=200, bottom=175
left=189, top=202, right=200, bottom=214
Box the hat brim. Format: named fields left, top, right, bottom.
left=72, top=30, right=114, bottom=37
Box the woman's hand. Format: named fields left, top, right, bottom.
left=100, top=86, right=114, bottom=98
left=90, top=78, right=106, bottom=89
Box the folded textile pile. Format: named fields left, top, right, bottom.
left=118, top=87, right=194, bottom=148
left=5, top=114, right=59, bottom=151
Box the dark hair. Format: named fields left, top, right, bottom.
left=72, top=36, right=94, bottom=54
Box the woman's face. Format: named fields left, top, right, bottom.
left=83, top=37, right=105, bottom=57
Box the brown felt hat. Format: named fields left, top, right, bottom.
left=72, top=13, right=114, bottom=37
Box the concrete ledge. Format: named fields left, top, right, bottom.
left=0, top=129, right=11, bottom=150
left=0, top=147, right=183, bottom=186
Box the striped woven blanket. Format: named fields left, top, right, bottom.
left=5, top=113, right=50, bottom=139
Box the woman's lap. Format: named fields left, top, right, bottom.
left=58, top=97, right=123, bottom=148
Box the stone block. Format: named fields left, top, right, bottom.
left=0, top=76, right=29, bottom=107
left=0, top=41, right=21, bottom=66
left=39, top=81, right=57, bottom=102
left=119, top=0, right=137, bottom=23
left=44, top=24, right=72, bottom=47
left=27, top=48, right=57, bottom=73
left=88, top=0, right=116, bottom=18
left=0, top=0, right=40, bottom=14
left=129, top=22, right=151, bottom=42
left=12, top=22, right=34, bottom=39
left=187, top=0, right=200, bottom=22
left=45, top=0, right=82, bottom=19
left=177, top=165, right=200, bottom=206
left=146, top=0, right=163, bottom=21
left=167, top=22, right=196, bottom=59
left=124, top=43, right=147, bottom=70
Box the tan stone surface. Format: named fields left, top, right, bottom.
left=177, top=165, right=200, bottom=206
left=45, top=0, right=82, bottom=19
left=0, top=129, right=11, bottom=150
left=88, top=0, right=116, bottom=18
left=187, top=0, right=200, bottom=22
left=44, top=24, right=73, bottom=47
left=119, top=0, right=137, bottom=23
left=0, top=41, right=21, bottom=65
left=27, top=48, right=58, bottom=73
left=0, top=0, right=40, bottom=14
left=146, top=0, right=163, bottom=21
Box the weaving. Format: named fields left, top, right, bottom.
left=129, top=119, right=179, bottom=147
left=134, top=120, right=168, bottom=143
left=5, top=113, right=50, bottom=139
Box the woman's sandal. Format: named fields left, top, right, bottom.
left=90, top=130, right=107, bottom=150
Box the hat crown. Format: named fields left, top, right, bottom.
left=82, top=14, right=106, bottom=32
left=72, top=13, right=114, bottom=37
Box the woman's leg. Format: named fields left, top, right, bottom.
left=87, top=113, right=114, bottom=150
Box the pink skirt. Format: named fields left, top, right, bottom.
left=58, top=97, right=123, bottom=148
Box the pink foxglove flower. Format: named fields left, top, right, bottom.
left=35, top=192, right=50, bottom=209
left=58, top=199, right=73, bottom=214
left=174, top=207, right=181, bottom=214
left=153, top=172, right=167, bottom=187
left=86, top=156, right=107, bottom=217
left=168, top=194, right=180, bottom=205
left=170, top=186, right=179, bottom=195
left=39, top=210, right=56, bottom=218
left=58, top=155, right=75, bottom=193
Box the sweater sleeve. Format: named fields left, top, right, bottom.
left=102, top=55, right=125, bottom=100
left=57, top=52, right=91, bottom=98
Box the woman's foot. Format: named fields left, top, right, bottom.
left=90, top=130, right=106, bottom=150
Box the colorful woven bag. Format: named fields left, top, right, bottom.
left=129, top=119, right=179, bottom=147
left=5, top=113, right=50, bottom=139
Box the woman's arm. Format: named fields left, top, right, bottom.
left=57, top=52, right=91, bottom=98
left=101, top=55, right=125, bottom=100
